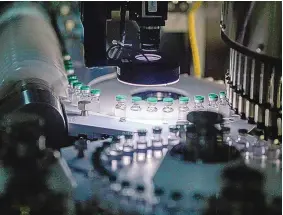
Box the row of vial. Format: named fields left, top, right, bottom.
left=106, top=126, right=180, bottom=161
left=223, top=127, right=281, bottom=161
left=67, top=75, right=101, bottom=112
left=89, top=172, right=192, bottom=215
left=67, top=75, right=228, bottom=119
left=115, top=92, right=228, bottom=122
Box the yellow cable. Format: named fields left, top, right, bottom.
left=188, top=1, right=202, bottom=78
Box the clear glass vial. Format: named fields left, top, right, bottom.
left=193, top=95, right=205, bottom=111
left=219, top=91, right=228, bottom=105
left=90, top=89, right=101, bottom=113
left=79, top=85, right=91, bottom=102
left=115, top=95, right=127, bottom=122
left=207, top=93, right=219, bottom=112
left=235, top=129, right=252, bottom=153
left=147, top=97, right=158, bottom=112
left=178, top=97, right=190, bottom=121
left=68, top=78, right=78, bottom=98
left=222, top=127, right=234, bottom=146
left=252, top=129, right=268, bottom=159
left=168, top=125, right=180, bottom=147
left=123, top=132, right=135, bottom=155
left=72, top=82, right=83, bottom=105
left=162, top=97, right=174, bottom=113
left=130, top=96, right=142, bottom=111
left=136, top=129, right=148, bottom=151
left=152, top=126, right=163, bottom=149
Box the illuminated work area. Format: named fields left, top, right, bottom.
left=0, top=1, right=281, bottom=215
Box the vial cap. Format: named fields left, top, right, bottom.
left=81, top=86, right=90, bottom=91
left=208, top=93, right=218, bottom=101
left=136, top=184, right=145, bottom=192
left=194, top=95, right=204, bottom=103
left=132, top=96, right=142, bottom=102
left=121, top=180, right=130, bottom=188
left=116, top=95, right=127, bottom=101
left=238, top=129, right=248, bottom=135
left=219, top=91, right=226, bottom=98
left=70, top=79, right=79, bottom=85
left=123, top=132, right=133, bottom=139
left=222, top=127, right=231, bottom=133
left=63, top=54, right=71, bottom=61
left=137, top=129, right=147, bottom=136
left=179, top=96, right=189, bottom=103
left=153, top=126, right=162, bottom=134
left=147, top=97, right=158, bottom=103
left=154, top=187, right=165, bottom=196
left=109, top=175, right=117, bottom=183
left=171, top=191, right=183, bottom=201
left=73, top=82, right=82, bottom=89
left=91, top=89, right=101, bottom=95
left=67, top=74, right=77, bottom=80
left=169, top=125, right=179, bottom=133
left=163, top=97, right=174, bottom=103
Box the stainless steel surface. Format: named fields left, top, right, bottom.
left=0, top=3, right=68, bottom=100
left=221, top=2, right=282, bottom=59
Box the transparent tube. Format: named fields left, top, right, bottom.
left=178, top=97, right=190, bottom=121
left=115, top=95, right=127, bottom=122
left=90, top=89, right=101, bottom=113
left=136, top=129, right=148, bottom=151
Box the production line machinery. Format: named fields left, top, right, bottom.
left=0, top=2, right=281, bottom=215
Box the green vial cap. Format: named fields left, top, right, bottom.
left=132, top=96, right=142, bottom=102
left=116, top=95, right=127, bottom=101
left=70, top=79, right=79, bottom=86
left=68, top=76, right=77, bottom=84
left=67, top=74, right=77, bottom=79
left=81, top=85, right=90, bottom=91
left=194, top=95, right=204, bottom=103
left=219, top=91, right=226, bottom=98
left=163, top=97, right=174, bottom=103
left=179, top=96, right=189, bottom=103
left=91, top=89, right=101, bottom=96
left=73, top=82, right=82, bottom=89
left=147, top=97, right=158, bottom=103
left=208, top=93, right=218, bottom=101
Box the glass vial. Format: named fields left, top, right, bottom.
left=222, top=127, right=234, bottom=146
left=123, top=132, right=134, bottom=156
left=68, top=78, right=78, bottom=100
left=252, top=130, right=268, bottom=159
left=168, top=125, right=180, bottom=147
left=207, top=93, right=219, bottom=112
left=162, top=97, right=174, bottom=123
left=130, top=96, right=142, bottom=111
left=136, top=129, right=148, bottom=151
left=193, top=95, right=205, bottom=111
left=90, top=89, right=101, bottom=113
left=72, top=82, right=83, bottom=105
left=235, top=129, right=252, bottom=153
left=178, top=97, right=190, bottom=122
left=147, top=97, right=158, bottom=112
left=79, top=86, right=91, bottom=102
left=115, top=95, right=127, bottom=122
left=219, top=91, right=228, bottom=105
left=152, top=126, right=163, bottom=150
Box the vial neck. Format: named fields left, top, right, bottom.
left=153, top=133, right=161, bottom=140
